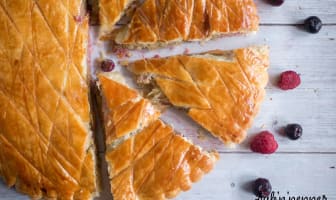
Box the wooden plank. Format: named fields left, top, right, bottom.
left=256, top=0, right=336, bottom=24
left=175, top=153, right=336, bottom=200
left=2, top=154, right=335, bottom=200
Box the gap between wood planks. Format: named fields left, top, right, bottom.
left=260, top=23, right=336, bottom=26
left=217, top=151, right=336, bottom=154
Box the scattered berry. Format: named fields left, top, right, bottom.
left=101, top=59, right=115, bottom=72
left=278, top=70, right=301, bottom=90
left=153, top=54, right=161, bottom=58
left=267, top=0, right=284, bottom=6
left=304, top=16, right=322, bottom=34
left=250, top=131, right=278, bottom=154
left=253, top=178, right=272, bottom=198
left=285, top=124, right=303, bottom=140
left=183, top=48, right=190, bottom=55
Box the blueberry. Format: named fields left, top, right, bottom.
left=285, top=124, right=303, bottom=140
left=267, top=0, right=284, bottom=6
left=253, top=178, right=272, bottom=198
left=304, top=16, right=322, bottom=34
left=101, top=59, right=115, bottom=72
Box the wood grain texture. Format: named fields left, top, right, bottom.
left=176, top=154, right=336, bottom=200
left=2, top=154, right=335, bottom=200
left=256, top=0, right=336, bottom=24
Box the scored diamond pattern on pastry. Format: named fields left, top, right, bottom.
left=99, top=0, right=137, bottom=37
left=0, top=0, right=96, bottom=199
left=125, top=47, right=269, bottom=144
left=99, top=0, right=259, bottom=47
left=99, top=74, right=219, bottom=200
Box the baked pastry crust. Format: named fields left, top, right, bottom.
left=99, top=0, right=137, bottom=39
left=125, top=46, right=269, bottom=144
left=0, top=0, right=97, bottom=199
left=102, top=0, right=259, bottom=48
left=98, top=74, right=219, bottom=200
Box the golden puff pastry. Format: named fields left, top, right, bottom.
left=98, top=73, right=219, bottom=200
left=0, top=0, right=97, bottom=199
left=101, top=0, right=259, bottom=48
left=99, top=0, right=137, bottom=38
left=125, top=46, right=269, bottom=144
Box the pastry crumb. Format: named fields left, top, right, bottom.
left=226, top=143, right=236, bottom=149
left=73, top=15, right=83, bottom=23
left=113, top=47, right=130, bottom=59
left=199, top=41, right=205, bottom=46
left=118, top=60, right=129, bottom=66
left=272, top=120, right=278, bottom=127
left=107, top=120, right=112, bottom=127
left=197, top=128, right=207, bottom=141
left=168, top=46, right=175, bottom=50
left=183, top=48, right=190, bottom=55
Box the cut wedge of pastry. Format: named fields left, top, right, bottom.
left=124, top=46, right=269, bottom=144
left=100, top=0, right=259, bottom=48
left=98, top=73, right=219, bottom=200
left=99, top=0, right=138, bottom=38
left=0, top=0, right=98, bottom=199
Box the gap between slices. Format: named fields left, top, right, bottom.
left=99, top=0, right=259, bottom=49
left=97, top=73, right=219, bottom=200
left=122, top=46, right=270, bottom=145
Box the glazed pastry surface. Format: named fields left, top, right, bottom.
left=99, top=74, right=219, bottom=200
left=0, top=0, right=97, bottom=199
left=126, top=46, right=269, bottom=144
left=99, top=0, right=137, bottom=38
left=101, top=0, right=259, bottom=48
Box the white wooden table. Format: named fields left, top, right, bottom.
left=1, top=0, right=336, bottom=199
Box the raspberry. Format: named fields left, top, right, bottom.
left=250, top=131, right=278, bottom=154
left=278, top=70, right=301, bottom=90
left=101, top=59, right=115, bottom=72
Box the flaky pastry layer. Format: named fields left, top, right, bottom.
left=0, top=0, right=98, bottom=199
left=98, top=74, right=219, bottom=200
left=100, top=0, right=259, bottom=48
left=125, top=46, right=269, bottom=144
